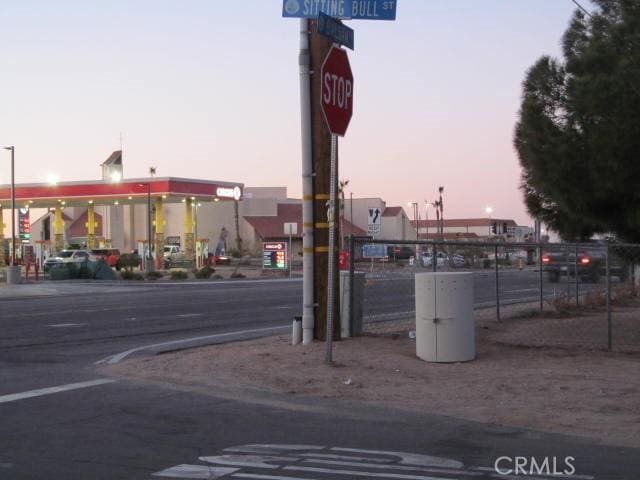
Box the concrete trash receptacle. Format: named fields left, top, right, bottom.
left=339, top=271, right=365, bottom=337
left=415, top=272, right=475, bottom=362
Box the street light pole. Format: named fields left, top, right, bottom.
left=3, top=146, right=15, bottom=266
left=139, top=182, right=153, bottom=272
left=146, top=182, right=153, bottom=271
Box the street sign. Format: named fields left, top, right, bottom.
left=351, top=0, right=397, bottom=20
left=318, top=12, right=354, bottom=50
left=321, top=45, right=354, bottom=137
left=367, top=207, right=381, bottom=236
left=362, top=243, right=386, bottom=258
left=282, top=0, right=349, bottom=18
left=284, top=222, right=298, bottom=235
left=282, top=0, right=397, bottom=20
left=263, top=242, right=288, bottom=270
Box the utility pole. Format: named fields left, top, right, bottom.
left=309, top=21, right=340, bottom=341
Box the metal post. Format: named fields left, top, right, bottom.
left=495, top=244, right=501, bottom=321
left=538, top=245, right=544, bottom=313
left=325, top=134, right=338, bottom=364
left=289, top=231, right=292, bottom=279
left=432, top=242, right=437, bottom=272
left=10, top=147, right=15, bottom=267
left=2, top=146, right=16, bottom=267
left=574, top=245, right=579, bottom=306
left=348, top=235, right=355, bottom=337
left=565, top=245, right=571, bottom=300
left=606, top=245, right=612, bottom=350
left=299, top=18, right=315, bottom=345
left=146, top=183, right=154, bottom=272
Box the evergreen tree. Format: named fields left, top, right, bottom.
left=515, top=0, right=640, bottom=241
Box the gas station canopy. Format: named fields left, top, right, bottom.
left=0, top=177, right=244, bottom=208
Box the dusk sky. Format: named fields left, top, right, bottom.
left=0, top=0, right=585, bottom=225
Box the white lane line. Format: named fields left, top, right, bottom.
left=0, top=379, right=115, bottom=404
left=95, top=325, right=289, bottom=365
left=299, top=453, right=393, bottom=463
left=153, top=464, right=238, bottom=479
left=233, top=474, right=323, bottom=480
left=48, top=323, right=87, bottom=328
left=177, top=314, right=204, bottom=318
left=301, top=459, right=482, bottom=476
left=284, top=465, right=450, bottom=480
left=472, top=466, right=594, bottom=480
left=330, top=448, right=463, bottom=468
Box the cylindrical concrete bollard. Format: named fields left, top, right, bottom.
left=292, top=316, right=302, bottom=345
left=415, top=272, right=475, bottom=362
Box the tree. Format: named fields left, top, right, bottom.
left=515, top=0, right=640, bottom=241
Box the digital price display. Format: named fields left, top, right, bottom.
left=263, top=242, right=288, bottom=270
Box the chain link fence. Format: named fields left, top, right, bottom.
left=347, top=237, right=640, bottom=354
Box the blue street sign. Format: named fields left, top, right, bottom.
left=318, top=12, right=354, bottom=50
left=282, top=0, right=350, bottom=19
left=282, top=0, right=397, bottom=20
left=350, top=1, right=396, bottom=20
left=362, top=244, right=387, bottom=259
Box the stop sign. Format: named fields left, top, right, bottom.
left=321, top=45, right=354, bottom=137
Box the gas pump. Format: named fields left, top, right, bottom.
left=35, top=240, right=50, bottom=266
left=195, top=238, right=209, bottom=269
left=137, top=240, right=147, bottom=270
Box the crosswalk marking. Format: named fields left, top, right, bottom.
left=283, top=465, right=452, bottom=480
left=150, top=444, right=598, bottom=480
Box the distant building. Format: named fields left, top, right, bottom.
left=412, top=218, right=534, bottom=242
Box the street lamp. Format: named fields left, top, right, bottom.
left=486, top=206, right=493, bottom=236
left=3, top=146, right=15, bottom=268
left=424, top=200, right=431, bottom=239
left=408, top=202, right=419, bottom=240
left=138, top=182, right=153, bottom=272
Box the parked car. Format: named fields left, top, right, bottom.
left=422, top=251, right=448, bottom=267
left=449, top=253, right=466, bottom=267
left=44, top=249, right=97, bottom=272
left=386, top=246, right=415, bottom=260
left=164, top=245, right=188, bottom=269
left=91, top=248, right=121, bottom=269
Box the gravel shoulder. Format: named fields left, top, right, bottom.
left=104, top=315, right=640, bottom=449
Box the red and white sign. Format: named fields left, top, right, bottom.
left=321, top=45, right=354, bottom=137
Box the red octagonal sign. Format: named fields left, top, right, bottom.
left=321, top=45, right=354, bottom=137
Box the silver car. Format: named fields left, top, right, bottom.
left=44, top=249, right=97, bottom=272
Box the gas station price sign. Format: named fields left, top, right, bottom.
left=263, top=242, right=288, bottom=270
left=19, top=208, right=31, bottom=242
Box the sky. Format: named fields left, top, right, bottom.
left=0, top=0, right=585, bottom=226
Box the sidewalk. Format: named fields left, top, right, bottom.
left=0, top=281, right=152, bottom=299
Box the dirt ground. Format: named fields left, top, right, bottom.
left=105, top=310, right=640, bottom=450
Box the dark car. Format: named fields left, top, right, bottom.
left=542, top=248, right=628, bottom=283
left=386, top=246, right=415, bottom=260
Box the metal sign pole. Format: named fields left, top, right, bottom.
left=325, top=134, right=338, bottom=364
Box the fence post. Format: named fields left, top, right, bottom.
left=565, top=245, right=571, bottom=300
left=432, top=242, right=437, bottom=272
left=574, top=245, right=579, bottom=307
left=495, top=244, right=501, bottom=321
left=538, top=245, right=544, bottom=314
left=606, top=244, right=612, bottom=351
left=348, top=235, right=355, bottom=337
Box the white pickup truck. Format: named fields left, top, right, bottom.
left=163, top=245, right=187, bottom=268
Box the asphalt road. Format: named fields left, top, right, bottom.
left=0, top=278, right=637, bottom=479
